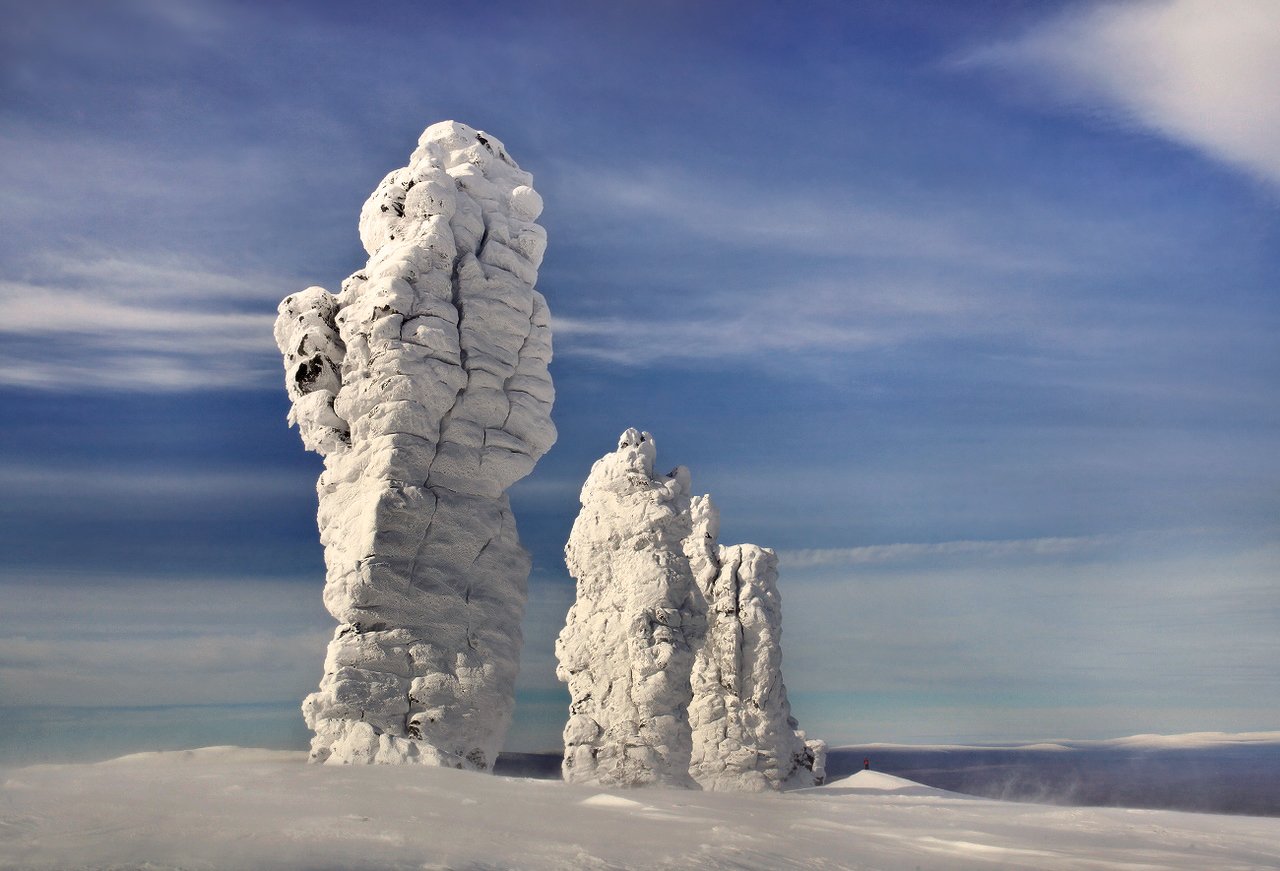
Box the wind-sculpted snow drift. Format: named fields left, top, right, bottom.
left=274, top=121, right=555, bottom=769
left=557, top=430, right=825, bottom=790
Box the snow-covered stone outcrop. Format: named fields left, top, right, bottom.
left=556, top=429, right=704, bottom=788
left=687, top=501, right=827, bottom=790
left=557, top=431, right=823, bottom=790
left=275, top=121, right=555, bottom=770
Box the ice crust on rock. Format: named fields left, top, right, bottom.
left=274, top=121, right=555, bottom=770
left=557, top=430, right=823, bottom=790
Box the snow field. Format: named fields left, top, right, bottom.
left=3, top=748, right=1279, bottom=870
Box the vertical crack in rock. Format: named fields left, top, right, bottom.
left=275, top=121, right=555, bottom=769
left=557, top=430, right=825, bottom=790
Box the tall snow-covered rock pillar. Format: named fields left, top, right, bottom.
left=557, top=431, right=824, bottom=790
left=274, top=121, right=555, bottom=769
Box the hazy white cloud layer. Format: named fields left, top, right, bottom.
left=0, top=575, right=574, bottom=712
left=5, top=535, right=1273, bottom=748
left=0, top=578, right=329, bottom=706
left=562, top=164, right=1079, bottom=273
left=780, top=538, right=1280, bottom=743
left=966, top=0, right=1280, bottom=188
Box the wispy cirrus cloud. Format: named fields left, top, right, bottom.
left=547, top=171, right=1035, bottom=367
left=545, top=160, right=1209, bottom=368
left=550, top=274, right=980, bottom=365
left=560, top=164, right=1080, bottom=274
left=961, top=0, right=1280, bottom=189
left=0, top=250, right=285, bottom=391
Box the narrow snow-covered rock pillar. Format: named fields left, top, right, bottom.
left=274, top=121, right=555, bottom=769
left=686, top=498, right=826, bottom=790
left=556, top=429, right=705, bottom=787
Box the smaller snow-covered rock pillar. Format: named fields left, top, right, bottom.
left=557, top=431, right=824, bottom=790
left=556, top=429, right=704, bottom=788
left=687, top=499, right=826, bottom=790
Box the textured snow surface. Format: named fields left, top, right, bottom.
left=557, top=430, right=822, bottom=790
left=274, top=121, right=555, bottom=770
left=4, top=748, right=1279, bottom=871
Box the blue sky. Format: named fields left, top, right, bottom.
left=1, top=0, right=1277, bottom=760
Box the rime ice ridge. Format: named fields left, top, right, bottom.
left=274, top=121, right=555, bottom=769
left=557, top=431, right=823, bottom=789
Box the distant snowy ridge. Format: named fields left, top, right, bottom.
left=274, top=121, right=555, bottom=770
left=840, top=729, right=1280, bottom=752
left=557, top=429, right=823, bottom=790
left=1093, top=730, right=1280, bottom=748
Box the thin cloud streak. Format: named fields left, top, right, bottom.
left=1, top=280, right=270, bottom=343
left=779, top=533, right=1128, bottom=569
left=0, top=632, right=327, bottom=675
left=779, top=539, right=1280, bottom=738
left=777, top=527, right=1231, bottom=569
left=0, top=463, right=312, bottom=501
left=0, top=573, right=576, bottom=706
left=0, top=576, right=326, bottom=632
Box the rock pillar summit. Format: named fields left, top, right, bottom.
left=557, top=430, right=825, bottom=790
left=274, top=121, right=555, bottom=769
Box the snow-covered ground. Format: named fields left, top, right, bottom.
left=3, top=747, right=1279, bottom=870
